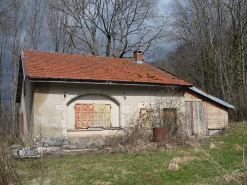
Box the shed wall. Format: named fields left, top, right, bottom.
left=185, top=91, right=228, bottom=132
left=206, top=102, right=228, bottom=129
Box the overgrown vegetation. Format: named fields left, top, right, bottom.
left=12, top=122, right=247, bottom=184
left=105, top=118, right=155, bottom=153
left=105, top=89, right=188, bottom=153
left=0, top=135, right=21, bottom=184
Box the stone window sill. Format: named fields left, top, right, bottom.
left=67, top=127, right=121, bottom=132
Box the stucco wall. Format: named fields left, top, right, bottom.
left=23, top=82, right=185, bottom=145
left=20, top=80, right=34, bottom=141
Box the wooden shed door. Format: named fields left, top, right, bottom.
left=163, top=108, right=177, bottom=126
left=185, top=102, right=193, bottom=135
left=193, top=102, right=207, bottom=135
left=185, top=102, right=207, bottom=136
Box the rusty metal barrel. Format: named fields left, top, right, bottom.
left=153, top=127, right=165, bottom=142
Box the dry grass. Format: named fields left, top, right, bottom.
left=233, top=144, right=243, bottom=151
left=0, top=141, right=22, bottom=184
left=209, top=143, right=217, bottom=149
left=168, top=163, right=179, bottom=171
left=177, top=151, right=191, bottom=155
left=171, top=156, right=201, bottom=163
left=223, top=171, right=247, bottom=183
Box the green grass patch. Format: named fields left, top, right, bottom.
left=16, top=122, right=247, bottom=184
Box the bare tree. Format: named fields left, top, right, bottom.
left=51, top=0, right=167, bottom=57
left=158, top=0, right=247, bottom=121
left=46, top=0, right=74, bottom=53
left=0, top=0, right=26, bottom=135
left=9, top=0, right=26, bottom=135
left=24, top=0, right=46, bottom=50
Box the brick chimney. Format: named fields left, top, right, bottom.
left=133, top=50, right=143, bottom=63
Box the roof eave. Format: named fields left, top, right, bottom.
left=21, top=50, right=27, bottom=80
left=26, top=76, right=192, bottom=87
left=188, top=86, right=235, bottom=109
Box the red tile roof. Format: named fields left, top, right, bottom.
left=21, top=50, right=191, bottom=86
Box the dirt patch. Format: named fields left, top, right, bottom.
left=171, top=156, right=201, bottom=163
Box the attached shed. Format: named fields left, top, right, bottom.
left=185, top=87, right=234, bottom=136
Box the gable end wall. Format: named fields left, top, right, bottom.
left=185, top=90, right=228, bottom=129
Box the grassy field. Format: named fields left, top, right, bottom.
left=16, top=122, right=247, bottom=185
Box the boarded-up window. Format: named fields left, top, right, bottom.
left=94, top=104, right=100, bottom=126
left=105, top=104, right=111, bottom=127
left=75, top=103, right=111, bottom=129
left=75, top=104, right=83, bottom=129
left=99, top=104, right=105, bottom=126
left=140, top=109, right=151, bottom=128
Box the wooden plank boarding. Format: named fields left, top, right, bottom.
left=185, top=102, right=193, bottom=135
left=75, top=104, right=82, bottom=129
left=105, top=104, right=111, bottom=127
left=185, top=102, right=207, bottom=136
left=193, top=102, right=207, bottom=135
left=75, top=103, right=112, bottom=129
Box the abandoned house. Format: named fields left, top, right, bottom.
left=16, top=50, right=234, bottom=147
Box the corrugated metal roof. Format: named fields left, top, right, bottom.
left=189, top=87, right=235, bottom=109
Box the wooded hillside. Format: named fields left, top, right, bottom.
left=155, top=0, right=247, bottom=121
